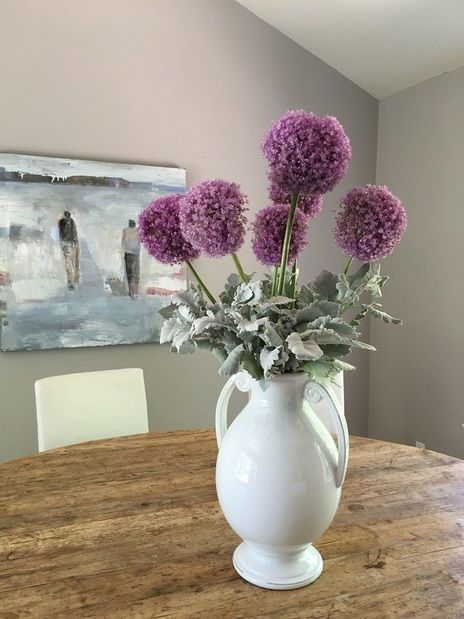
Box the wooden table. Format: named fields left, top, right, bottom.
left=0, top=431, right=463, bottom=618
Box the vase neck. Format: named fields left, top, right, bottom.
left=251, top=374, right=309, bottom=409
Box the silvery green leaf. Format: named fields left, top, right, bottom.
left=224, top=308, right=243, bottom=323
left=350, top=306, right=369, bottom=327
left=159, top=303, right=176, bottom=320
left=194, top=338, right=214, bottom=350
left=379, top=276, right=389, bottom=287
left=219, top=273, right=241, bottom=304
left=259, top=347, right=281, bottom=375
left=218, top=344, right=245, bottom=376
left=296, top=301, right=340, bottom=326
left=286, top=333, right=323, bottom=361
left=248, top=280, right=264, bottom=304
left=295, top=306, right=318, bottom=325
left=263, top=306, right=294, bottom=319
left=316, top=301, right=340, bottom=317
left=233, top=280, right=263, bottom=307
left=321, top=344, right=352, bottom=357
left=172, top=325, right=193, bottom=352
left=260, top=322, right=283, bottom=347
left=226, top=272, right=242, bottom=287
left=160, top=317, right=180, bottom=344
left=361, top=264, right=385, bottom=297
left=350, top=339, right=376, bottom=351
left=260, top=277, right=273, bottom=298
left=222, top=332, right=242, bottom=353
left=299, top=360, right=335, bottom=380
left=274, top=348, right=289, bottom=367
left=297, top=284, right=315, bottom=306
left=371, top=263, right=381, bottom=276
left=177, top=340, right=196, bottom=354
left=241, top=350, right=263, bottom=380
left=311, top=270, right=339, bottom=301
left=347, top=262, right=370, bottom=288
left=336, top=274, right=357, bottom=302
left=171, top=289, right=202, bottom=310
left=192, top=316, right=217, bottom=335
left=238, top=331, right=255, bottom=345
left=178, top=304, right=195, bottom=322
left=364, top=279, right=383, bottom=298
left=373, top=276, right=388, bottom=298
left=333, top=359, right=356, bottom=372
left=302, top=318, right=357, bottom=345
left=193, top=315, right=228, bottom=335
left=237, top=317, right=269, bottom=333
left=366, top=304, right=402, bottom=324
left=302, top=328, right=342, bottom=345
left=325, top=318, right=358, bottom=339
left=232, top=284, right=252, bottom=306
left=263, top=295, right=294, bottom=307
left=212, top=346, right=228, bottom=363
left=283, top=354, right=298, bottom=371
left=306, top=315, right=333, bottom=330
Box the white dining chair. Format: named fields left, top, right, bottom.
left=35, top=368, right=149, bottom=451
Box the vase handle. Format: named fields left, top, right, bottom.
left=215, top=371, right=253, bottom=449
left=305, top=381, right=349, bottom=488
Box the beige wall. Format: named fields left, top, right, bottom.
left=371, top=67, right=464, bottom=458
left=0, top=0, right=378, bottom=462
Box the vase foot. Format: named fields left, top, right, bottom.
left=232, top=542, right=323, bottom=590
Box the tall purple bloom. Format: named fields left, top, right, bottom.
left=262, top=110, right=351, bottom=195
left=138, top=194, right=199, bottom=265
left=179, top=179, right=247, bottom=257
left=252, top=203, right=308, bottom=266
left=334, top=185, right=407, bottom=261
left=269, top=183, right=323, bottom=219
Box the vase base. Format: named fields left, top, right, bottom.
left=232, top=542, right=323, bottom=590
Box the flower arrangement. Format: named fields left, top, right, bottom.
left=139, top=109, right=407, bottom=383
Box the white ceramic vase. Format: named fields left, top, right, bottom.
left=215, top=372, right=348, bottom=590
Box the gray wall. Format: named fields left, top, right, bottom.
left=371, top=67, right=464, bottom=458
left=0, top=0, right=378, bottom=462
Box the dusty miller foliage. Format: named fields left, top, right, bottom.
left=160, top=263, right=401, bottom=384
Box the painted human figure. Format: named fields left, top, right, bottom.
left=122, top=219, right=140, bottom=298
left=58, top=211, right=80, bottom=290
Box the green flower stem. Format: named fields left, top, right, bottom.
left=185, top=260, right=216, bottom=304
left=271, top=266, right=279, bottom=296
left=343, top=256, right=353, bottom=275
left=277, top=193, right=299, bottom=295
left=231, top=253, right=248, bottom=283
left=289, top=259, right=298, bottom=299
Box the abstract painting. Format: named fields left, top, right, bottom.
left=0, top=154, right=187, bottom=351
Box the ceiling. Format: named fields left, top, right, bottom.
left=236, top=0, right=464, bottom=99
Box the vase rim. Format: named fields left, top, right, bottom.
left=266, top=373, right=308, bottom=383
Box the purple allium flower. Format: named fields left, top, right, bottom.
left=252, top=203, right=308, bottom=266
left=138, top=194, right=199, bottom=265
left=269, top=182, right=323, bottom=219
left=179, top=179, right=247, bottom=257
left=334, top=184, right=407, bottom=261
left=262, top=110, right=351, bottom=195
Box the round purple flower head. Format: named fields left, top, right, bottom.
left=179, top=179, right=247, bottom=257
left=334, top=184, right=407, bottom=262
left=138, top=194, right=199, bottom=265
left=262, top=110, right=351, bottom=195
left=269, top=182, right=323, bottom=219
left=252, top=203, right=308, bottom=266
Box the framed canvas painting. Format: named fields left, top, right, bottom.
left=0, top=154, right=187, bottom=351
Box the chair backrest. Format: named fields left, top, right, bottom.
left=35, top=368, right=149, bottom=451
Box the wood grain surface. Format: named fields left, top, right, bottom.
left=0, top=431, right=463, bottom=618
